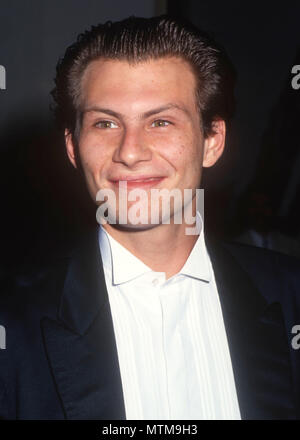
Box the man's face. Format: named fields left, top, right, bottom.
left=65, top=56, right=225, bottom=228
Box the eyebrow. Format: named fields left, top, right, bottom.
left=81, top=103, right=191, bottom=120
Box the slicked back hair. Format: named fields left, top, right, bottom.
left=51, top=15, right=236, bottom=139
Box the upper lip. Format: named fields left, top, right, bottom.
left=109, top=175, right=165, bottom=182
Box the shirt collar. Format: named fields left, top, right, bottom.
left=98, top=212, right=211, bottom=285
left=178, top=214, right=211, bottom=282
left=99, top=226, right=152, bottom=285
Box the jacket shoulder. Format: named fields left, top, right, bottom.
left=0, top=253, right=70, bottom=329
left=222, top=241, right=300, bottom=304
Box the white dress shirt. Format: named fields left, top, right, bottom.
left=98, top=216, right=241, bottom=420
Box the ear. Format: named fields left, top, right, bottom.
left=202, top=119, right=226, bottom=168
left=65, top=129, right=77, bottom=169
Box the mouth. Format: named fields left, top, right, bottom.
left=109, top=176, right=166, bottom=189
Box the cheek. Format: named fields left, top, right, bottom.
left=160, top=133, right=202, bottom=173
left=78, top=136, right=110, bottom=176
left=156, top=132, right=187, bottom=161
left=173, top=139, right=203, bottom=187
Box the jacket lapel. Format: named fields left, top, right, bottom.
left=206, top=238, right=297, bottom=419
left=41, top=228, right=126, bottom=420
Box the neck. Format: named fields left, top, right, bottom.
left=102, top=217, right=200, bottom=280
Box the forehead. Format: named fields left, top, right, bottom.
left=80, top=56, right=198, bottom=112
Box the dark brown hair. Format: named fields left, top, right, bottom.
left=51, top=15, right=236, bottom=138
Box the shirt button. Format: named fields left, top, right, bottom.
left=152, top=278, right=159, bottom=287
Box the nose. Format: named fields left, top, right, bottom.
left=112, top=127, right=152, bottom=167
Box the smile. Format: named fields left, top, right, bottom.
left=110, top=177, right=165, bottom=189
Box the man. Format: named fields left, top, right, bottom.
left=1, top=15, right=300, bottom=420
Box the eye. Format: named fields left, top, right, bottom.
left=95, top=120, right=118, bottom=129
left=151, top=119, right=171, bottom=128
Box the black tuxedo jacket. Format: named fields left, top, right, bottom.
left=0, top=228, right=300, bottom=420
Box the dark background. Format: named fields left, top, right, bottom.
left=1, top=0, right=300, bottom=277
